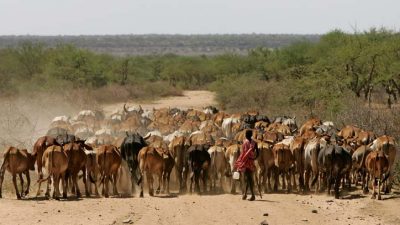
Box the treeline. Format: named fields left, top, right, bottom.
left=1, top=28, right=400, bottom=118
left=0, top=34, right=320, bottom=56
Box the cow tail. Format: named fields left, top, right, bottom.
left=137, top=150, right=146, bottom=185
left=38, top=147, right=54, bottom=184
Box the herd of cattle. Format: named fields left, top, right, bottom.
left=0, top=104, right=398, bottom=201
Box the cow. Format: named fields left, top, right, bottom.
left=351, top=145, right=371, bottom=188
left=225, top=144, right=242, bottom=194
left=365, top=151, right=389, bottom=200
left=208, top=146, right=229, bottom=192
left=190, top=131, right=214, bottom=146
left=37, top=145, right=69, bottom=200
left=290, top=136, right=306, bottom=192
left=84, top=149, right=100, bottom=197
left=96, top=144, right=121, bottom=198
left=257, top=142, right=275, bottom=193
left=299, top=118, right=321, bottom=136
left=138, top=146, right=175, bottom=197
left=312, top=140, right=352, bottom=199
left=188, top=144, right=211, bottom=194
left=337, top=125, right=361, bottom=142
left=272, top=143, right=295, bottom=193
left=304, top=137, right=323, bottom=192
left=32, top=136, right=60, bottom=180
left=369, top=135, right=397, bottom=193
left=63, top=140, right=93, bottom=198
left=222, top=117, right=240, bottom=139
left=0, top=147, right=35, bottom=199
left=120, top=132, right=147, bottom=193
left=169, top=136, right=190, bottom=193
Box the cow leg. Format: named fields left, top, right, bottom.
left=104, top=175, right=110, bottom=198
left=282, top=172, right=286, bottom=190
left=139, top=171, right=144, bottom=198
left=327, top=173, right=332, bottom=196
left=291, top=169, right=297, bottom=192
left=189, top=172, right=194, bottom=194
left=54, top=174, right=61, bottom=200
left=12, top=174, right=21, bottom=199
left=24, top=171, right=30, bottom=196
left=45, top=176, right=51, bottom=198
left=267, top=168, right=272, bottom=192
left=82, top=169, right=89, bottom=197
left=363, top=173, right=370, bottom=194
left=377, top=179, right=382, bottom=200
left=73, top=173, right=81, bottom=198
left=146, top=172, right=154, bottom=196
left=112, top=173, right=119, bottom=196
left=273, top=169, right=279, bottom=192
left=304, top=169, right=310, bottom=192
left=166, top=172, right=171, bottom=195
left=286, top=171, right=292, bottom=193
left=202, top=170, right=208, bottom=193
left=156, top=173, right=161, bottom=195
left=371, top=178, right=377, bottom=199
left=334, top=175, right=341, bottom=199
left=18, top=173, right=24, bottom=197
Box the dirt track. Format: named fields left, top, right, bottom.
left=1, top=91, right=400, bottom=225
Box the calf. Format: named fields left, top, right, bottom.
left=138, top=146, right=175, bottom=197
left=63, top=140, right=92, bottom=198
left=85, top=149, right=100, bottom=196
left=188, top=144, right=211, bottom=194
left=208, top=146, right=229, bottom=192
left=272, top=143, right=294, bottom=192
left=257, top=142, right=275, bottom=193
left=365, top=151, right=389, bottom=200
left=369, top=135, right=397, bottom=193
left=37, top=145, right=69, bottom=200
left=97, top=144, right=121, bottom=198
left=225, top=144, right=242, bottom=194
left=0, top=147, right=35, bottom=199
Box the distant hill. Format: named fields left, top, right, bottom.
left=0, top=34, right=320, bottom=55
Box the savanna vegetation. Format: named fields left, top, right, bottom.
left=1, top=28, right=400, bottom=131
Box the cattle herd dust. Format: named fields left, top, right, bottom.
left=0, top=92, right=399, bottom=225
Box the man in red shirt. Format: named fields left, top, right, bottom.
left=235, top=130, right=258, bottom=201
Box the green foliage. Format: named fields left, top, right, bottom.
left=1, top=28, right=400, bottom=113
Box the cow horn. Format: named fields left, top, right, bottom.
left=123, top=103, right=128, bottom=113
left=143, top=133, right=152, bottom=140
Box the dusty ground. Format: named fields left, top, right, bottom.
left=1, top=91, right=400, bottom=225
left=0, top=189, right=399, bottom=225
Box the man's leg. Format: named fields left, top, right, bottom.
left=246, top=170, right=255, bottom=201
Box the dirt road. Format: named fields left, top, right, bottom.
left=0, top=189, right=399, bottom=225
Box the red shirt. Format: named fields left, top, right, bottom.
left=235, top=139, right=256, bottom=172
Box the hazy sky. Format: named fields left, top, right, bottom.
left=0, top=0, right=399, bottom=35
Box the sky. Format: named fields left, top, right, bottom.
left=0, top=0, right=399, bottom=35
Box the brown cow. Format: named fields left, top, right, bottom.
left=32, top=136, right=60, bottom=180
left=84, top=149, right=100, bottom=196
left=369, top=135, right=397, bottom=193
left=299, top=118, right=321, bottom=136
left=138, top=146, right=175, bottom=197
left=337, top=125, right=361, bottom=141
left=290, top=136, right=306, bottom=192
left=0, top=147, right=35, bottom=199
left=96, top=145, right=121, bottom=198
left=257, top=142, right=275, bottom=193
left=208, top=146, right=229, bottom=192
left=169, top=136, right=190, bottom=193
left=37, top=145, right=69, bottom=200
left=272, top=143, right=295, bottom=192
left=63, top=140, right=92, bottom=197
left=225, top=144, right=242, bottom=194
left=365, top=151, right=389, bottom=200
